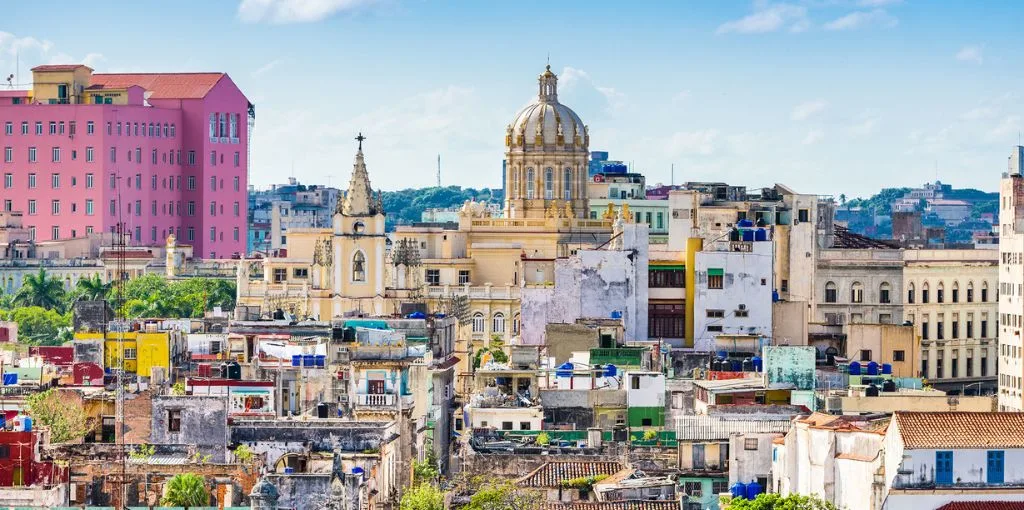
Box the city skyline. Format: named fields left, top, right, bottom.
left=3, top=1, right=1024, bottom=197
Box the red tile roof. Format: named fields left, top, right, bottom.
left=936, top=503, right=1024, bottom=510
left=895, top=412, right=1024, bottom=449
left=542, top=501, right=681, bottom=510
left=31, top=64, right=92, bottom=72
left=90, top=73, right=225, bottom=99
left=517, top=461, right=624, bottom=488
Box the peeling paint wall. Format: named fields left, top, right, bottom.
left=694, top=240, right=774, bottom=351
left=151, top=395, right=229, bottom=462
left=763, top=346, right=816, bottom=391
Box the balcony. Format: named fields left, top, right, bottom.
left=355, top=393, right=413, bottom=408
left=424, top=284, right=519, bottom=300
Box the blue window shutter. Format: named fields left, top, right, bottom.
left=988, top=451, right=1005, bottom=484
left=936, top=451, right=953, bottom=485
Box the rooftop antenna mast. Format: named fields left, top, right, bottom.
left=437, top=154, right=441, bottom=187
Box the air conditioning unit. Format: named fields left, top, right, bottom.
left=738, top=304, right=747, bottom=310
left=826, top=397, right=842, bottom=412
left=337, top=394, right=349, bottom=403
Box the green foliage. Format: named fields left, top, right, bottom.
left=412, top=454, right=440, bottom=485
left=845, top=187, right=911, bottom=216
left=161, top=473, right=210, bottom=507
left=535, top=432, right=550, bottom=446
left=0, top=306, right=71, bottom=346
left=14, top=268, right=66, bottom=311
left=120, top=275, right=235, bottom=318
left=25, top=389, right=91, bottom=443
left=642, top=429, right=659, bottom=441
left=473, top=346, right=509, bottom=368
left=233, top=444, right=254, bottom=463
left=724, top=493, right=838, bottom=510
left=400, top=482, right=445, bottom=510
left=171, top=381, right=186, bottom=396
left=465, top=481, right=540, bottom=510
left=382, top=186, right=504, bottom=230
left=129, top=443, right=155, bottom=460
left=560, top=474, right=608, bottom=490
left=75, top=274, right=111, bottom=302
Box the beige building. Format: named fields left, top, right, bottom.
left=999, top=146, right=1024, bottom=410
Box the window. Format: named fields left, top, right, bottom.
left=825, top=281, right=837, bottom=303
left=167, top=409, right=182, bottom=432
left=51, top=200, right=60, bottom=215
left=937, top=283, right=945, bottom=303
left=272, top=268, right=287, bottom=283
left=744, top=438, right=759, bottom=450
left=152, top=149, right=158, bottom=164
left=233, top=176, right=240, bottom=191
left=513, top=314, right=520, bottom=335
left=981, top=319, right=988, bottom=338
left=86, top=121, right=94, bottom=135
left=2, top=122, right=9, bottom=135
left=210, top=151, right=216, bottom=165
left=921, top=321, right=929, bottom=340
left=459, top=270, right=471, bottom=285
left=2, top=200, right=9, bottom=212
left=706, top=310, right=725, bottom=319
left=908, top=283, right=915, bottom=304
left=187, top=201, right=195, bottom=216
left=472, top=312, right=485, bottom=333
left=51, top=226, right=59, bottom=240
left=27, top=200, right=36, bottom=215
left=85, top=200, right=94, bottom=216
left=28, top=146, right=36, bottom=163
left=851, top=282, right=863, bottom=303
left=650, top=268, right=685, bottom=288
left=20, top=122, right=28, bottom=135
left=37, top=122, right=44, bottom=135
left=293, top=268, right=309, bottom=279
left=880, top=282, right=891, bottom=303
left=2, top=173, right=10, bottom=188
left=210, top=227, right=217, bottom=241
left=860, top=349, right=871, bottom=362
left=708, top=269, right=723, bottom=289
left=649, top=303, right=684, bottom=338
left=798, top=209, right=809, bottom=223
left=684, top=482, right=702, bottom=498
left=952, top=283, right=959, bottom=303
left=3, top=147, right=10, bottom=163
left=967, top=283, right=974, bottom=302
left=988, top=451, right=1005, bottom=484
left=234, top=151, right=240, bottom=167
left=234, top=202, right=240, bottom=216
left=982, top=283, right=989, bottom=302
left=492, top=312, right=506, bottom=333
left=712, top=481, right=729, bottom=495
left=211, top=176, right=217, bottom=191
left=922, top=283, right=929, bottom=303
left=425, top=269, right=440, bottom=285
left=187, top=176, right=196, bottom=190
left=28, top=173, right=36, bottom=188
left=563, top=167, right=572, bottom=199
left=109, top=146, right=116, bottom=163
left=352, top=251, right=366, bottom=282
left=51, top=173, right=60, bottom=189
left=526, top=167, right=535, bottom=199
left=544, top=167, right=554, bottom=199
left=893, top=350, right=905, bottom=362
left=49, top=121, right=56, bottom=135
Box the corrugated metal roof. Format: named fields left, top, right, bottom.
left=517, top=461, right=624, bottom=488
left=542, top=501, right=681, bottom=510
left=675, top=415, right=792, bottom=440
left=127, top=453, right=190, bottom=465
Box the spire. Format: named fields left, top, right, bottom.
left=538, top=65, right=558, bottom=103
left=338, top=133, right=377, bottom=216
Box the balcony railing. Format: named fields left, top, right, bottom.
left=358, top=393, right=395, bottom=407
left=424, top=285, right=519, bottom=300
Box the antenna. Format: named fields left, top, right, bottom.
left=671, top=163, right=674, bottom=187
left=437, top=154, right=441, bottom=187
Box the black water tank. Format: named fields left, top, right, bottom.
left=227, top=361, right=242, bottom=380
left=317, top=402, right=330, bottom=419
left=711, top=359, right=722, bottom=371
left=219, top=363, right=229, bottom=379
left=273, top=308, right=285, bottom=320
left=742, top=358, right=754, bottom=372
left=343, top=327, right=356, bottom=342
left=882, top=380, right=897, bottom=392
left=866, top=385, right=880, bottom=397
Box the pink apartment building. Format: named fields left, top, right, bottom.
left=0, top=64, right=250, bottom=258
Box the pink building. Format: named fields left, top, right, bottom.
left=0, top=64, right=250, bottom=258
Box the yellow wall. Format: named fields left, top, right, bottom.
left=684, top=238, right=702, bottom=348
left=104, top=332, right=139, bottom=373
left=102, top=331, right=171, bottom=376
left=31, top=67, right=95, bottom=103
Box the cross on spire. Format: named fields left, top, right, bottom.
left=355, top=132, right=366, bottom=151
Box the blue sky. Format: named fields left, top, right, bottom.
left=3, top=0, right=1023, bottom=198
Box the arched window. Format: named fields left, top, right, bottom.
left=982, top=281, right=989, bottom=302
left=512, top=313, right=521, bottom=336
left=352, top=251, right=366, bottom=282
left=967, top=281, right=975, bottom=302
left=825, top=282, right=837, bottom=303
left=851, top=282, right=863, bottom=303
left=526, top=168, right=535, bottom=199
left=879, top=282, right=891, bottom=304
left=472, top=312, right=485, bottom=333
left=492, top=312, right=505, bottom=334
left=937, top=282, right=945, bottom=303
left=511, top=168, right=519, bottom=199
left=544, top=168, right=554, bottom=199
left=908, top=282, right=915, bottom=304
left=563, top=168, right=572, bottom=200
left=922, top=282, right=930, bottom=304
left=952, top=281, right=960, bottom=303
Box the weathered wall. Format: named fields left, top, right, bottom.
left=773, top=300, right=809, bottom=346
left=763, top=346, right=816, bottom=391
left=231, top=420, right=394, bottom=468
left=544, top=324, right=597, bottom=364
left=151, top=395, right=229, bottom=462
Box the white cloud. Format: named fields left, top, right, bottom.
left=790, top=99, right=828, bottom=121
left=252, top=59, right=282, bottom=77
left=238, top=0, right=378, bottom=23
left=666, top=129, right=721, bottom=156
left=802, top=130, right=824, bottom=145
left=0, top=32, right=53, bottom=56
left=961, top=106, right=995, bottom=121
left=849, top=112, right=880, bottom=136
left=558, top=66, right=628, bottom=115
left=671, top=90, right=691, bottom=106
left=823, top=9, right=898, bottom=31
left=716, top=3, right=808, bottom=34
left=955, top=45, right=983, bottom=64
left=987, top=115, right=1021, bottom=142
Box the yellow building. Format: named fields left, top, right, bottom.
left=73, top=329, right=181, bottom=378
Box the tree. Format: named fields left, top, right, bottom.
left=161, top=473, right=210, bottom=507
left=14, top=268, right=66, bottom=311
left=725, top=493, right=838, bottom=510
left=838, top=194, right=846, bottom=207
left=413, top=450, right=440, bottom=485
left=400, top=482, right=444, bottom=510
left=75, top=274, right=111, bottom=302
left=25, top=389, right=91, bottom=443
left=466, top=481, right=540, bottom=510
left=4, top=306, right=71, bottom=346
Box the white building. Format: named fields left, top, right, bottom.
left=999, top=146, right=1024, bottom=410
left=693, top=236, right=774, bottom=352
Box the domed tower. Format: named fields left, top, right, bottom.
left=504, top=65, right=590, bottom=219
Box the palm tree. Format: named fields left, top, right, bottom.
left=14, top=268, right=66, bottom=310
left=75, top=275, right=111, bottom=302
left=161, top=473, right=209, bottom=508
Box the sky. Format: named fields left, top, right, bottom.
left=3, top=0, right=1024, bottom=199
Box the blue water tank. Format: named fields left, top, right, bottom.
left=730, top=359, right=742, bottom=372
left=881, top=363, right=893, bottom=375
left=717, top=350, right=728, bottom=359
left=849, top=361, right=862, bottom=375
left=737, top=219, right=754, bottom=228
left=754, top=228, right=768, bottom=241
left=752, top=356, right=763, bottom=372
left=315, top=355, right=327, bottom=368
left=291, top=355, right=302, bottom=367
left=2, top=374, right=16, bottom=385
left=302, top=354, right=315, bottom=367
left=867, top=361, right=879, bottom=375
left=745, top=480, right=763, bottom=499
left=352, top=466, right=365, bottom=476
left=22, top=416, right=31, bottom=432
left=730, top=482, right=747, bottom=499
left=605, top=364, right=618, bottom=377
left=556, top=362, right=574, bottom=378
left=742, top=229, right=755, bottom=241
left=407, top=311, right=426, bottom=319
left=284, top=467, right=295, bottom=474
left=610, top=310, right=623, bottom=319
left=772, top=290, right=780, bottom=302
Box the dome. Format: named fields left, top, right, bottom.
left=507, top=65, right=587, bottom=151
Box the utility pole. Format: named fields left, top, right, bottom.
left=437, top=154, right=441, bottom=188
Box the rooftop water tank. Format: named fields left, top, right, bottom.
left=315, top=355, right=327, bottom=368
left=730, top=359, right=742, bottom=372
left=556, top=362, right=574, bottom=378
left=866, top=385, right=880, bottom=397
left=742, top=229, right=755, bottom=241
left=711, top=359, right=723, bottom=372
left=742, top=358, right=754, bottom=372
left=755, top=228, right=768, bottom=241
left=752, top=356, right=763, bottom=372
left=291, top=355, right=302, bottom=367
left=227, top=361, right=242, bottom=380
left=867, top=361, right=879, bottom=376
left=745, top=480, right=762, bottom=499
left=317, top=402, right=330, bottom=419
left=849, top=362, right=862, bottom=375
left=730, top=482, right=747, bottom=499
left=881, top=363, right=893, bottom=375
left=883, top=380, right=897, bottom=392
left=737, top=219, right=754, bottom=228
left=604, top=364, right=618, bottom=377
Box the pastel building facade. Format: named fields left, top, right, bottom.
left=0, top=64, right=250, bottom=258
